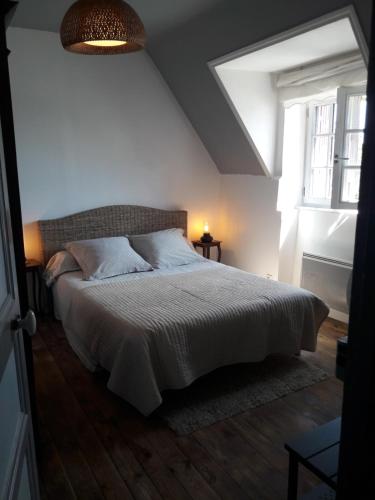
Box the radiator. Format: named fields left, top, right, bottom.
left=300, top=253, right=352, bottom=320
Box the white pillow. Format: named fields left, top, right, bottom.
left=65, top=237, right=153, bottom=281
left=44, top=250, right=81, bottom=286
left=128, top=228, right=203, bottom=269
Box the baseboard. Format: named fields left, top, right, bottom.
left=329, top=308, right=349, bottom=324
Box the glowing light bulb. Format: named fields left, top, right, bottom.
left=203, top=222, right=209, bottom=233
left=84, top=40, right=127, bottom=47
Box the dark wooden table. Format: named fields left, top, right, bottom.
left=192, top=240, right=222, bottom=262
left=25, top=259, right=42, bottom=313
left=285, top=417, right=340, bottom=499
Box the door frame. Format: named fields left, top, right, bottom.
left=337, top=2, right=375, bottom=499
left=0, top=0, right=38, bottom=431
left=0, top=2, right=40, bottom=498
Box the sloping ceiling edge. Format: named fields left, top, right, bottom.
left=148, top=0, right=371, bottom=176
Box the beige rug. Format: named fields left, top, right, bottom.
left=156, top=355, right=328, bottom=435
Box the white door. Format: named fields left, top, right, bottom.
left=0, top=119, right=39, bottom=498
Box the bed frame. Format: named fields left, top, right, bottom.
left=38, top=205, right=188, bottom=264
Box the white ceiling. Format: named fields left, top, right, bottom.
left=218, top=18, right=360, bottom=73
left=11, top=0, right=222, bottom=39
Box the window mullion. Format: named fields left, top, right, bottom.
left=331, top=88, right=347, bottom=209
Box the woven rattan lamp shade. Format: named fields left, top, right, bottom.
left=60, top=0, right=146, bottom=55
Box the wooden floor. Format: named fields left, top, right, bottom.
left=32, top=318, right=346, bottom=500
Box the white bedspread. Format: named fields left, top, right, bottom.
left=54, top=262, right=329, bottom=415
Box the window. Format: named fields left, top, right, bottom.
left=305, top=100, right=336, bottom=205
left=304, top=86, right=367, bottom=209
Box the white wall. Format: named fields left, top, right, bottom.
left=295, top=208, right=356, bottom=322
left=277, top=103, right=306, bottom=284
left=219, top=175, right=280, bottom=279
left=278, top=206, right=357, bottom=293
left=7, top=28, right=356, bottom=287
left=297, top=208, right=357, bottom=263
left=215, top=68, right=278, bottom=176
left=277, top=102, right=357, bottom=288
left=8, top=28, right=221, bottom=261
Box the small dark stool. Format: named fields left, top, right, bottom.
left=285, top=418, right=340, bottom=499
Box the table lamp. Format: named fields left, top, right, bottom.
left=200, top=222, right=213, bottom=243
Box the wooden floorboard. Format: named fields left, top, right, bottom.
left=33, top=317, right=345, bottom=500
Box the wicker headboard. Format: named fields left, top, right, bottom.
left=38, top=205, right=188, bottom=263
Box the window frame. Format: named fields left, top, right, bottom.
left=331, top=85, right=367, bottom=209
left=303, top=85, right=366, bottom=210
left=303, top=95, right=337, bottom=208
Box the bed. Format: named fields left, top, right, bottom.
left=39, top=205, right=329, bottom=415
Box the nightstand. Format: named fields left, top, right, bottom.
left=25, top=259, right=42, bottom=313
left=192, top=240, right=222, bottom=262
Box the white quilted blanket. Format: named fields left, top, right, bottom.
left=62, top=265, right=329, bottom=415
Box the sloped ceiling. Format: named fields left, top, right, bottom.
left=11, top=0, right=372, bottom=175
left=213, top=18, right=362, bottom=176
left=148, top=0, right=371, bottom=175
left=11, top=0, right=222, bottom=38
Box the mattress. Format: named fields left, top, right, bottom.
left=53, top=261, right=329, bottom=415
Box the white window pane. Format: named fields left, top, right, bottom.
left=314, top=103, right=336, bottom=134
left=341, top=168, right=361, bottom=203
left=309, top=167, right=332, bottom=200
left=346, top=94, right=367, bottom=130
left=312, top=135, right=335, bottom=167
left=344, top=131, right=364, bottom=166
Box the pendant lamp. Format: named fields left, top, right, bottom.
left=60, top=0, right=146, bottom=55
